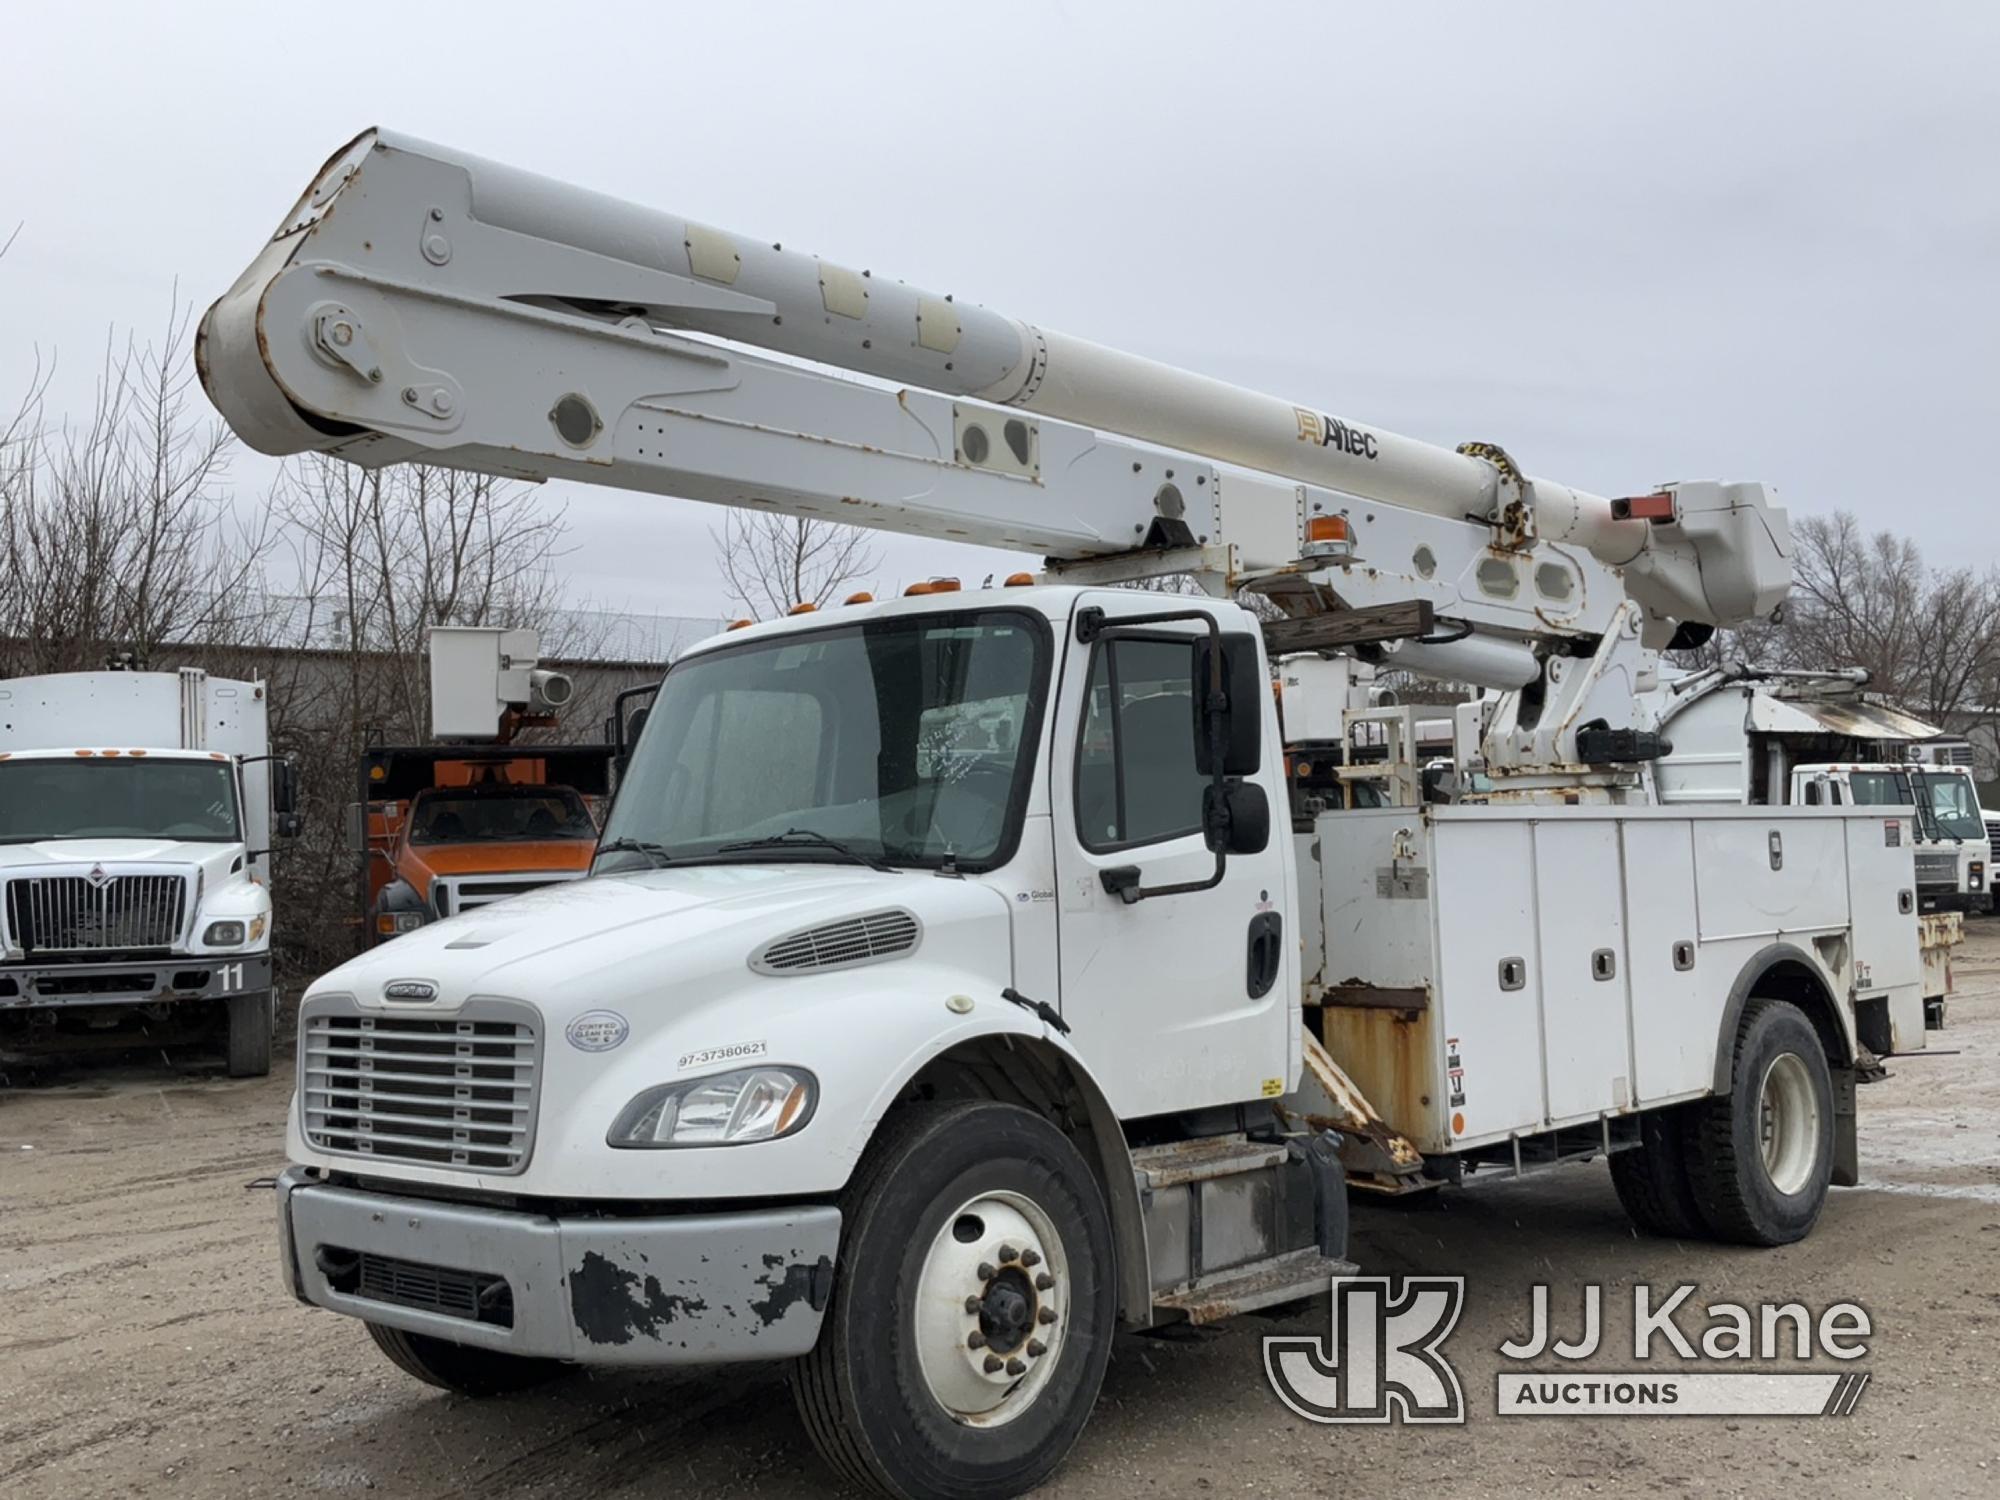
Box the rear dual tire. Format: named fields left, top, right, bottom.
left=1613, top=998, right=1834, bottom=1247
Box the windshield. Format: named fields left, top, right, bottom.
left=598, top=609, right=1048, bottom=872
left=0, top=759, right=240, bottom=843
left=1846, top=769, right=1915, bottom=809
left=1917, top=770, right=1985, bottom=841
left=410, top=787, right=597, bottom=843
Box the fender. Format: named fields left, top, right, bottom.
left=1710, top=940, right=1853, bottom=1095
left=847, top=1008, right=1152, bottom=1330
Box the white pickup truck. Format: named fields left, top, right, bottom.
left=0, top=669, right=300, bottom=1074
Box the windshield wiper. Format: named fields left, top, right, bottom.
left=716, top=828, right=895, bottom=873
left=595, top=837, right=680, bottom=868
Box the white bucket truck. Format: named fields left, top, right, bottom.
left=0, top=669, right=300, bottom=1074
left=199, top=131, right=1927, bottom=1498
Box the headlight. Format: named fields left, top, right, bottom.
left=204, top=920, right=247, bottom=946
left=609, top=1067, right=817, bottom=1148
left=376, top=911, right=426, bottom=936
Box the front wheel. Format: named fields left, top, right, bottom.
left=1686, top=998, right=1834, bottom=1245
left=225, top=991, right=274, bottom=1078
left=792, top=1100, right=1116, bottom=1500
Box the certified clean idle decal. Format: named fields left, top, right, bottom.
left=565, top=1010, right=630, bottom=1052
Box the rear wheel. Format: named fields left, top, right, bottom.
left=1686, top=998, right=1834, bottom=1245
left=1608, top=1104, right=1707, bottom=1239
left=792, top=1100, right=1116, bottom=1500
left=365, top=1322, right=567, bottom=1396
left=225, top=991, right=273, bottom=1078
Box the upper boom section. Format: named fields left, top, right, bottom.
left=198, top=128, right=1790, bottom=644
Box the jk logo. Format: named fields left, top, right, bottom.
left=1264, top=1276, right=1467, bottom=1424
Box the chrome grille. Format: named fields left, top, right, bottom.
left=5, top=873, right=188, bottom=952
left=432, top=872, right=585, bottom=918
left=1984, top=817, right=1999, bottom=871
left=300, top=998, right=540, bottom=1173
left=752, top=908, right=921, bottom=974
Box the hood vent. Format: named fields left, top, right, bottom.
left=751, top=908, right=921, bottom=976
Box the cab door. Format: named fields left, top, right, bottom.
left=1049, top=593, right=1295, bottom=1120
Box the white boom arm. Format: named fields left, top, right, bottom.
left=199, top=129, right=1793, bottom=782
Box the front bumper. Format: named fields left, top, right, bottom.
left=0, top=951, right=271, bottom=1010
left=277, top=1169, right=841, bottom=1364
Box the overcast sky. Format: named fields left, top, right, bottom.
left=4, top=1, right=1997, bottom=623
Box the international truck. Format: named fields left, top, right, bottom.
left=199, top=130, right=1926, bottom=1498
left=0, top=668, right=300, bottom=1075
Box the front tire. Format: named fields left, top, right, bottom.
left=792, top=1100, right=1116, bottom=1500
left=365, top=1322, right=567, bottom=1396
left=225, top=991, right=273, bottom=1077
left=1686, top=998, right=1834, bottom=1246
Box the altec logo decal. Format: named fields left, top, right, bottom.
left=1293, top=407, right=1381, bottom=460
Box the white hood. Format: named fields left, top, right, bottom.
left=0, top=837, right=243, bottom=869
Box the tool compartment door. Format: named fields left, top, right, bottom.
left=1620, top=818, right=1708, bottom=1102
left=1534, top=820, right=1632, bottom=1125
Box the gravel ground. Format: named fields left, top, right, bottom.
left=3, top=929, right=1997, bottom=1499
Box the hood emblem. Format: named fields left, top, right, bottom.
left=383, top=979, right=438, bottom=1002
left=566, top=1010, right=630, bottom=1053
left=85, top=864, right=115, bottom=890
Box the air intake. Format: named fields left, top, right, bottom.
left=751, top=909, right=922, bottom=975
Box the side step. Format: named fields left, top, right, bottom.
left=1154, top=1248, right=1357, bottom=1325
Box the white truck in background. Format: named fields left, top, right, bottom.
left=0, top=669, right=301, bottom=1075
left=197, top=130, right=1928, bottom=1499
left=1646, top=665, right=1975, bottom=1030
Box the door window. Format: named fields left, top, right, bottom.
left=1075, top=637, right=1206, bottom=851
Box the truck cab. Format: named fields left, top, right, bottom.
left=0, top=670, right=297, bottom=1074
left=1793, top=762, right=1986, bottom=913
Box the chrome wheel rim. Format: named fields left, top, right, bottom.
left=1758, top=1051, right=1821, bottom=1196
left=912, top=1190, right=1068, bottom=1427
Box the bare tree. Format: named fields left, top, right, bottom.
left=713, top=511, right=878, bottom=619
left=0, top=299, right=270, bottom=675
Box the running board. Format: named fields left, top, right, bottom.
left=1153, top=1248, right=1357, bottom=1325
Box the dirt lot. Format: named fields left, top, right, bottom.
left=3, top=932, right=1998, bottom=1500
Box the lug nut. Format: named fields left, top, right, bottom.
left=977, top=1262, right=997, bottom=1281
left=1035, top=1272, right=1055, bottom=1290
left=964, top=1295, right=982, bottom=1314
left=1019, top=1249, right=1041, bottom=1268
left=983, top=1354, right=1004, bottom=1373
left=1037, top=1307, right=1058, bottom=1325
left=1006, top=1358, right=1026, bottom=1376
left=967, top=1330, right=987, bottom=1349
left=1026, top=1339, right=1046, bottom=1357
left=998, top=1243, right=1019, bottom=1263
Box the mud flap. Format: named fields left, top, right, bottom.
left=1831, top=1067, right=1858, bottom=1188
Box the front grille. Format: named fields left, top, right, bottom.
left=752, top=908, right=922, bottom=974
left=352, top=1250, right=514, bottom=1327
left=6, top=874, right=187, bottom=952
left=300, top=998, right=540, bottom=1173
left=432, top=873, right=583, bottom=918
left=1915, top=849, right=1959, bottom=884
left=1984, top=817, right=1999, bottom=871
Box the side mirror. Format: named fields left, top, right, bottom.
left=1204, top=780, right=1271, bottom=856
left=1193, top=634, right=1263, bottom=777
left=271, top=757, right=300, bottom=816
left=345, top=801, right=367, bottom=854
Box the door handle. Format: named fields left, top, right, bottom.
left=1246, top=912, right=1283, bottom=999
